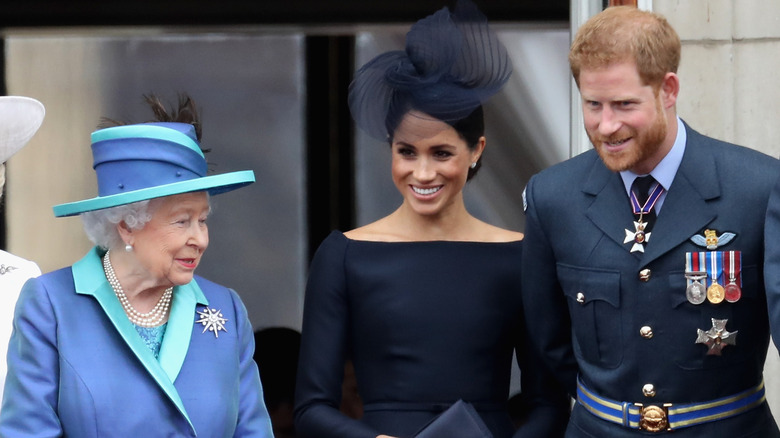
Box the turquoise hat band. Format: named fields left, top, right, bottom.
left=92, top=125, right=204, bottom=158
left=53, top=170, right=254, bottom=217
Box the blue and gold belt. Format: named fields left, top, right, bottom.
left=576, top=378, right=766, bottom=432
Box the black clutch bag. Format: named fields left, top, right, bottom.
left=413, top=399, right=494, bottom=438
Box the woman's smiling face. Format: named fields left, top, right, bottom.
left=390, top=111, right=482, bottom=218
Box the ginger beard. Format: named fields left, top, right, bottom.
left=589, top=95, right=668, bottom=173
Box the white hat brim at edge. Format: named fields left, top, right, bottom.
left=0, top=96, right=45, bottom=163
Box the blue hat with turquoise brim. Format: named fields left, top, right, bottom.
left=53, top=122, right=254, bottom=217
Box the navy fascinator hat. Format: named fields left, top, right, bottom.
left=348, top=0, right=513, bottom=140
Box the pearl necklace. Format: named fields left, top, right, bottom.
left=102, top=250, right=173, bottom=328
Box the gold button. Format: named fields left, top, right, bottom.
left=576, top=292, right=585, bottom=304
left=640, top=326, right=653, bottom=339
left=639, top=269, right=651, bottom=282
left=643, top=383, right=656, bottom=398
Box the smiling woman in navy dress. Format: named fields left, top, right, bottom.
left=293, top=2, right=570, bottom=438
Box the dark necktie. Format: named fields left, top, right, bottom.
left=631, top=175, right=657, bottom=231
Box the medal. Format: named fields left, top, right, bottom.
left=624, top=219, right=651, bottom=253
left=724, top=283, right=741, bottom=303
left=634, top=221, right=648, bottom=244
left=696, top=318, right=737, bottom=356
left=625, top=181, right=664, bottom=253
left=684, top=252, right=707, bottom=305
left=706, top=251, right=724, bottom=304
left=707, top=282, right=725, bottom=304
left=686, top=274, right=707, bottom=305
left=724, top=250, right=742, bottom=303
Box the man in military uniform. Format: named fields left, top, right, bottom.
left=521, top=6, right=780, bottom=436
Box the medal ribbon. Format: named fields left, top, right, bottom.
left=685, top=252, right=705, bottom=285
left=724, top=250, right=742, bottom=286
left=630, top=181, right=664, bottom=215
left=685, top=252, right=693, bottom=286
left=686, top=252, right=696, bottom=274
left=706, top=251, right=723, bottom=285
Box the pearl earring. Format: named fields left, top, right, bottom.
left=125, top=244, right=133, bottom=252
left=470, top=162, right=477, bottom=169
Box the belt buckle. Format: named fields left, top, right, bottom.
left=634, top=403, right=672, bottom=432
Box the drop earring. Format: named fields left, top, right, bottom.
left=125, top=244, right=133, bottom=252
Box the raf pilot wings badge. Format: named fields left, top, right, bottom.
left=690, top=229, right=736, bottom=250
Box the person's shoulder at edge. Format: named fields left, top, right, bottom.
left=343, top=216, right=523, bottom=243
left=0, top=250, right=41, bottom=276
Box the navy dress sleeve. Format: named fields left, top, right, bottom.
left=511, top=297, right=571, bottom=438
left=294, top=232, right=379, bottom=438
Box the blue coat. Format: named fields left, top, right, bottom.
left=522, top=122, right=780, bottom=437
left=0, top=247, right=273, bottom=437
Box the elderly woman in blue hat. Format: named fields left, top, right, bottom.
left=0, top=96, right=45, bottom=411
left=294, top=2, right=569, bottom=438
left=0, top=96, right=273, bottom=437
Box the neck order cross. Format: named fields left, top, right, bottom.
left=623, top=175, right=664, bottom=253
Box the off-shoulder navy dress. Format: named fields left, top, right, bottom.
left=294, top=231, right=569, bottom=438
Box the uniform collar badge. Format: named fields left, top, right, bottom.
left=690, top=229, right=736, bottom=250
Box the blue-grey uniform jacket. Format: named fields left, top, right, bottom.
left=522, top=122, right=780, bottom=437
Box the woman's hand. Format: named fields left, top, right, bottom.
left=377, top=435, right=398, bottom=438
